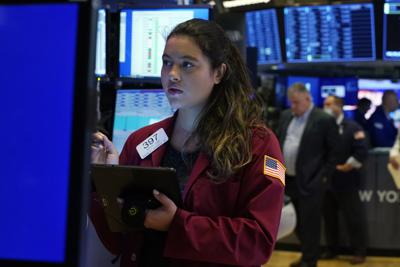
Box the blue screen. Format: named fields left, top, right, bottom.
left=119, top=8, right=209, bottom=78
left=246, top=9, right=282, bottom=64
left=0, top=4, right=78, bottom=263
left=320, top=77, right=358, bottom=105
left=286, top=76, right=321, bottom=107
left=383, top=0, right=400, bottom=60
left=284, top=3, right=376, bottom=63
left=112, top=89, right=175, bottom=153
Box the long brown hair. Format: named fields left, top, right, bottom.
left=168, top=19, right=265, bottom=181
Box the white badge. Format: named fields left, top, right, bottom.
left=374, top=122, right=384, bottom=129
left=136, top=128, right=169, bottom=159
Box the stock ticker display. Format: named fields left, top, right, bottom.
left=284, top=3, right=376, bottom=63
left=246, top=9, right=282, bottom=64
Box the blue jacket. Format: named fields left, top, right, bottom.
left=367, top=106, right=397, bottom=147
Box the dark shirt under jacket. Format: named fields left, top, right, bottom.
left=140, top=144, right=199, bottom=267
left=354, top=109, right=368, bottom=131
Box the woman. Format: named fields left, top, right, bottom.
left=91, top=19, right=284, bottom=267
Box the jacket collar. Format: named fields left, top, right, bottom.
left=300, top=106, right=317, bottom=134
left=336, top=113, right=344, bottom=125
left=298, top=106, right=317, bottom=149
left=150, top=113, right=177, bottom=167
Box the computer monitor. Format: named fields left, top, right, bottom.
left=245, top=9, right=282, bottom=64
left=95, top=9, right=106, bottom=76
left=383, top=0, right=400, bottom=60
left=0, top=1, right=95, bottom=266
left=112, top=89, right=175, bottom=153
left=320, top=77, right=358, bottom=105
left=119, top=6, right=210, bottom=79
left=284, top=3, right=376, bottom=63
left=286, top=76, right=321, bottom=107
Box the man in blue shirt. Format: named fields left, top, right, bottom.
left=367, top=90, right=398, bottom=147
left=276, top=83, right=339, bottom=267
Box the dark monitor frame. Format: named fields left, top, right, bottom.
left=374, top=0, right=384, bottom=60
left=96, top=7, right=119, bottom=79
left=0, top=0, right=96, bottom=266
left=116, top=4, right=212, bottom=85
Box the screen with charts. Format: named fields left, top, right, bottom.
left=245, top=9, right=282, bottom=64
left=119, top=7, right=210, bottom=79
left=95, top=9, right=106, bottom=76
left=284, top=3, right=376, bottom=63
left=112, top=89, right=175, bottom=153
left=0, top=3, right=79, bottom=263
left=383, top=0, right=400, bottom=60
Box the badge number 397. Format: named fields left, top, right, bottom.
left=136, top=128, right=169, bottom=159
left=143, top=133, right=158, bottom=150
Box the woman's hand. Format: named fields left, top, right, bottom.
left=91, top=132, right=119, bottom=165
left=144, top=190, right=177, bottom=231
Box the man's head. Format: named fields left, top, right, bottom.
left=287, top=83, right=312, bottom=117
left=357, top=98, right=371, bottom=115
left=323, top=95, right=344, bottom=119
left=382, top=90, right=399, bottom=113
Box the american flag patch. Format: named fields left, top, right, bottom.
left=264, top=155, right=286, bottom=186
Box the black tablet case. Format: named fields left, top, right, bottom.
left=91, top=164, right=181, bottom=232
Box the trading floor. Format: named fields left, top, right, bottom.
left=264, top=251, right=400, bottom=267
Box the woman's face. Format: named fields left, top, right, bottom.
left=161, top=35, right=223, bottom=111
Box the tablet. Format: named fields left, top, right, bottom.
left=91, top=164, right=182, bottom=232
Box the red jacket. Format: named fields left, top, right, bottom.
left=90, top=115, right=285, bottom=267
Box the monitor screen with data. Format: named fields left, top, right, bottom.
left=112, top=89, right=175, bottom=153
left=284, top=3, right=376, bottom=63
left=245, top=9, right=282, bottom=64
left=119, top=7, right=210, bottom=79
